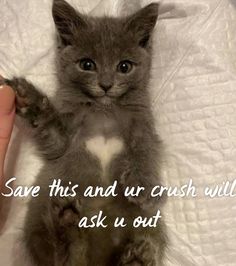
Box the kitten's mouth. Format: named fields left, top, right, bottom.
left=89, top=89, right=121, bottom=104
left=96, top=95, right=113, bottom=105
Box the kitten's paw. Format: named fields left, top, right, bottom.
left=119, top=239, right=156, bottom=266
left=120, top=170, right=160, bottom=209
left=5, top=77, right=50, bottom=127
left=50, top=195, right=81, bottom=228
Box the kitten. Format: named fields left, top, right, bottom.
left=5, top=0, right=167, bottom=265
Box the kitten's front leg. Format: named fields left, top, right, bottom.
left=121, top=116, right=163, bottom=210
left=4, top=77, right=69, bottom=160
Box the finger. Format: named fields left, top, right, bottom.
left=0, top=80, right=15, bottom=179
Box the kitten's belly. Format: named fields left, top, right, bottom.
left=85, top=135, right=124, bottom=179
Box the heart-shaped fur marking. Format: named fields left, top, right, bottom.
left=85, top=136, right=124, bottom=174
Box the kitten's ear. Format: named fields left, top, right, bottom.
left=126, top=3, right=159, bottom=48
left=52, top=0, right=87, bottom=45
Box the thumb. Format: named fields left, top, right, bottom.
left=0, top=82, right=15, bottom=179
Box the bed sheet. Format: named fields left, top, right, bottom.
left=0, top=0, right=236, bottom=265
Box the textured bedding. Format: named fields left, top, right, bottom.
left=0, top=0, right=236, bottom=265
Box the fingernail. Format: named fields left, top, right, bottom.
left=0, top=81, right=5, bottom=90
left=0, top=77, right=6, bottom=89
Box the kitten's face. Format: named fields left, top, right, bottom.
left=53, top=0, right=159, bottom=104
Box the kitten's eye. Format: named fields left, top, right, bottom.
left=79, top=59, right=96, bottom=71
left=117, top=61, right=133, bottom=74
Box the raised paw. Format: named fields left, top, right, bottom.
left=120, top=170, right=161, bottom=210
left=5, top=77, right=50, bottom=127
left=119, top=239, right=156, bottom=266
left=50, top=195, right=81, bottom=228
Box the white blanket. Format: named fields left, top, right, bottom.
left=0, top=0, right=236, bottom=265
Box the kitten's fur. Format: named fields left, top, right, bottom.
left=5, top=0, right=167, bottom=265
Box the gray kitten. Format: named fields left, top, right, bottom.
left=5, top=0, right=167, bottom=265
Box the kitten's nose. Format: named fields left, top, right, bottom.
left=99, top=83, right=113, bottom=92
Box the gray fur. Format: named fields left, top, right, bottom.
left=5, top=0, right=167, bottom=265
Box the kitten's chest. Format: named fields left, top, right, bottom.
left=85, top=136, right=123, bottom=173
left=78, top=111, right=125, bottom=176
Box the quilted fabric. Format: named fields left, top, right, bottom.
left=0, top=0, right=236, bottom=265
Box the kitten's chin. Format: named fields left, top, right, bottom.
left=96, top=96, right=113, bottom=106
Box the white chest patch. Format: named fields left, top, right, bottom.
left=85, top=136, right=124, bottom=173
